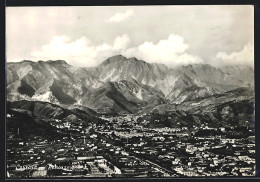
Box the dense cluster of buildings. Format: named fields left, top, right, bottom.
left=7, top=114, right=255, bottom=178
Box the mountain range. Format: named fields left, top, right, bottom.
left=7, top=55, right=254, bottom=114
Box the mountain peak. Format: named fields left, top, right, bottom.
left=128, top=57, right=138, bottom=61
left=127, top=57, right=147, bottom=64
left=21, top=60, right=34, bottom=63
left=108, top=54, right=127, bottom=61
left=7, top=60, right=34, bottom=64
left=10, top=60, right=69, bottom=65
left=100, top=55, right=148, bottom=66
left=112, top=54, right=125, bottom=58
left=100, top=55, right=127, bottom=66
left=44, top=60, right=68, bottom=64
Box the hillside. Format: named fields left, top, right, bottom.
left=7, top=55, right=254, bottom=114
left=145, top=87, right=254, bottom=129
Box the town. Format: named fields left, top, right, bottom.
left=7, top=114, right=255, bottom=178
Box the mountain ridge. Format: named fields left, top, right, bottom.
left=7, top=55, right=254, bottom=114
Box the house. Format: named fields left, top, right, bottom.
left=18, top=142, right=24, bottom=146
left=172, top=158, right=180, bottom=165
left=121, top=151, right=129, bottom=156
left=221, top=138, right=235, bottom=144
left=240, top=167, right=253, bottom=173
left=238, top=156, right=254, bottom=164
left=220, top=127, right=226, bottom=132
left=28, top=149, right=34, bottom=154
left=248, top=150, right=255, bottom=154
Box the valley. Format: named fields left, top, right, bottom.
left=6, top=56, right=255, bottom=177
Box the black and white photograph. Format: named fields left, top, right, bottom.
left=5, top=5, right=255, bottom=178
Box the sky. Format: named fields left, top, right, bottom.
left=6, top=5, right=254, bottom=67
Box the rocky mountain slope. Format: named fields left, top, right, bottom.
left=7, top=55, right=254, bottom=114
left=143, top=87, right=254, bottom=129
